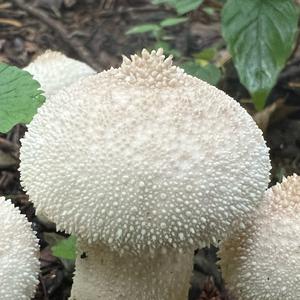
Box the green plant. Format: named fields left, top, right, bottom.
left=126, top=17, right=188, bottom=36
left=127, top=16, right=188, bottom=60
left=127, top=0, right=204, bottom=57
left=51, top=235, right=76, bottom=260
left=181, top=47, right=222, bottom=86
left=152, top=0, right=204, bottom=15
left=0, top=63, right=45, bottom=133
left=221, top=0, right=298, bottom=110
left=127, top=1, right=223, bottom=86
left=127, top=0, right=299, bottom=110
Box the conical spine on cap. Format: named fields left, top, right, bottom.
left=115, top=48, right=185, bottom=88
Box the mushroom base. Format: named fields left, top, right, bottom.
left=70, top=242, right=194, bottom=300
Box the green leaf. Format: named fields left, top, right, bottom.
left=154, top=41, right=172, bottom=51
left=152, top=0, right=204, bottom=15
left=203, top=7, right=216, bottom=16
left=126, top=24, right=161, bottom=35
left=51, top=235, right=76, bottom=261
left=193, top=47, right=217, bottom=61
left=152, top=0, right=166, bottom=4
left=154, top=41, right=182, bottom=58
left=160, top=17, right=188, bottom=27
left=0, top=63, right=45, bottom=133
left=182, top=61, right=221, bottom=86
left=221, top=0, right=299, bottom=110
left=172, top=0, right=204, bottom=14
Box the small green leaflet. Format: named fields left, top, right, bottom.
left=160, top=17, right=188, bottom=27
left=51, top=235, right=76, bottom=261
left=152, top=0, right=204, bottom=15
left=0, top=63, right=45, bottom=133
left=126, top=24, right=160, bottom=35
left=126, top=17, right=187, bottom=36
left=193, top=47, right=217, bottom=61
left=222, top=0, right=298, bottom=110
left=182, top=61, right=221, bottom=86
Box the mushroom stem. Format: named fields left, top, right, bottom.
left=70, top=242, right=194, bottom=300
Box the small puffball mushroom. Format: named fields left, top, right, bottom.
left=24, top=51, right=96, bottom=225
left=20, top=49, right=270, bottom=299
left=0, top=197, right=39, bottom=300
left=24, top=50, right=96, bottom=97
left=219, top=174, right=300, bottom=300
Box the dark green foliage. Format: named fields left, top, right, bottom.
left=222, top=0, right=298, bottom=110
left=182, top=62, right=221, bottom=86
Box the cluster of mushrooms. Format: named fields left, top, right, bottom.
left=1, top=49, right=300, bottom=299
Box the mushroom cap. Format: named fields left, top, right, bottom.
left=24, top=50, right=96, bottom=97
left=20, top=49, right=270, bottom=254
left=219, top=174, right=300, bottom=300
left=0, top=197, right=39, bottom=300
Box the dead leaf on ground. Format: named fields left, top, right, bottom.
left=0, top=150, right=17, bottom=169
left=0, top=18, right=22, bottom=27
left=198, top=277, right=221, bottom=300
left=253, top=99, right=300, bottom=133
left=0, top=3, right=12, bottom=10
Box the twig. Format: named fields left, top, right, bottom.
left=0, top=171, right=14, bottom=190
left=38, top=274, right=49, bottom=300
left=0, top=137, right=18, bottom=152
left=279, top=63, right=300, bottom=83
left=99, top=5, right=173, bottom=16
left=12, top=0, right=102, bottom=71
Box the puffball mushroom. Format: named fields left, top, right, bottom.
left=24, top=50, right=96, bottom=225
left=0, top=197, right=39, bottom=300
left=24, top=50, right=96, bottom=97
left=20, top=49, right=270, bottom=299
left=219, top=174, right=300, bottom=300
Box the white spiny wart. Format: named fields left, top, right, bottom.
left=113, top=48, right=185, bottom=87
left=219, top=174, right=300, bottom=300
left=20, top=49, right=270, bottom=300
left=0, top=198, right=39, bottom=300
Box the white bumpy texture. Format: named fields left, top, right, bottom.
left=70, top=241, right=193, bottom=300
left=24, top=50, right=96, bottom=97
left=0, top=197, right=39, bottom=300
left=219, top=174, right=300, bottom=300
left=20, top=48, right=270, bottom=254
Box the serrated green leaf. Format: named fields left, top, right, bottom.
left=51, top=235, right=76, bottom=261
left=221, top=0, right=299, bottom=110
left=0, top=63, right=45, bottom=133
left=182, top=61, right=221, bottom=86
left=126, top=24, right=160, bottom=35
left=152, top=0, right=204, bottom=14
left=160, top=17, right=188, bottom=27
